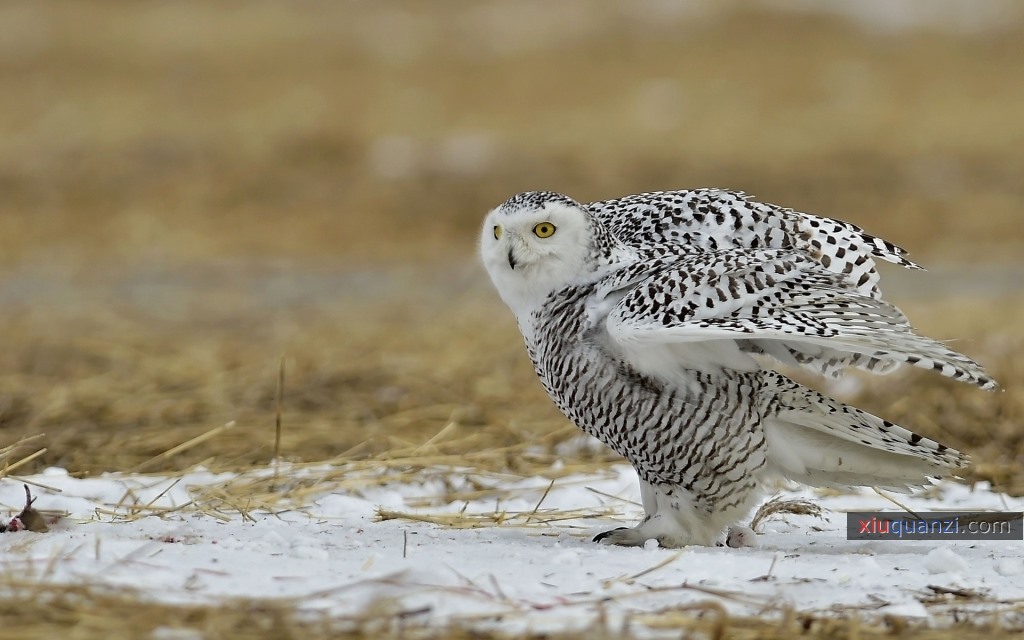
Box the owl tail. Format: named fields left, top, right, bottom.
left=761, top=373, right=967, bottom=493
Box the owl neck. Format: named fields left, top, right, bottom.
left=502, top=242, right=640, bottom=325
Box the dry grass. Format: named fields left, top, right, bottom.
left=749, top=497, right=825, bottom=533
left=0, top=581, right=1021, bottom=640
left=2, top=284, right=1019, bottom=491
left=2, top=1, right=1024, bottom=638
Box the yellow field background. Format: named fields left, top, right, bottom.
left=3, top=1, right=1024, bottom=266
left=2, top=1, right=1022, bottom=487
left=2, top=2, right=1024, bottom=638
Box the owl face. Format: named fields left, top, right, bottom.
left=480, top=192, right=596, bottom=313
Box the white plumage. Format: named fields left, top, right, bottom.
left=480, top=189, right=995, bottom=548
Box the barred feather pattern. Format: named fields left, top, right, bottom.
left=481, top=189, right=995, bottom=547
left=527, top=284, right=771, bottom=511
left=606, top=249, right=997, bottom=390
left=587, top=189, right=988, bottom=382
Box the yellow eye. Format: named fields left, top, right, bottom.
left=493, top=225, right=502, bottom=240
left=533, top=222, right=556, bottom=238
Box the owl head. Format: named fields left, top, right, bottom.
left=480, top=191, right=618, bottom=314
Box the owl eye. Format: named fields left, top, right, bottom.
left=533, top=222, right=556, bottom=238
left=493, top=225, right=502, bottom=240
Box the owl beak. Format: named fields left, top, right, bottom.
left=507, top=247, right=517, bottom=270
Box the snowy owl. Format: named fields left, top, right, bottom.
left=480, top=189, right=996, bottom=548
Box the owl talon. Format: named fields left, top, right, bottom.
left=725, top=525, right=759, bottom=548
left=592, top=527, right=628, bottom=543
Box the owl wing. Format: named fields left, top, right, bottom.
left=602, top=248, right=996, bottom=389
left=588, top=189, right=919, bottom=301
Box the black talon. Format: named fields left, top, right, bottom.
left=592, top=527, right=628, bottom=543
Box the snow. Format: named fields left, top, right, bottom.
left=2, top=463, right=1022, bottom=635
left=923, top=547, right=970, bottom=575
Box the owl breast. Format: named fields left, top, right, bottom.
left=523, top=285, right=771, bottom=494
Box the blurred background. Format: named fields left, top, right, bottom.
left=1, top=1, right=1021, bottom=490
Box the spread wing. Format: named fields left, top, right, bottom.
left=588, top=189, right=920, bottom=301
left=601, top=249, right=996, bottom=389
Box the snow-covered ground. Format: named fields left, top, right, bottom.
left=1, top=461, right=1022, bottom=635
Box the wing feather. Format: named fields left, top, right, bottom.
left=588, top=188, right=920, bottom=301
left=603, top=249, right=996, bottom=389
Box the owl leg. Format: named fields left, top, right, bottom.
left=593, top=481, right=726, bottom=548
